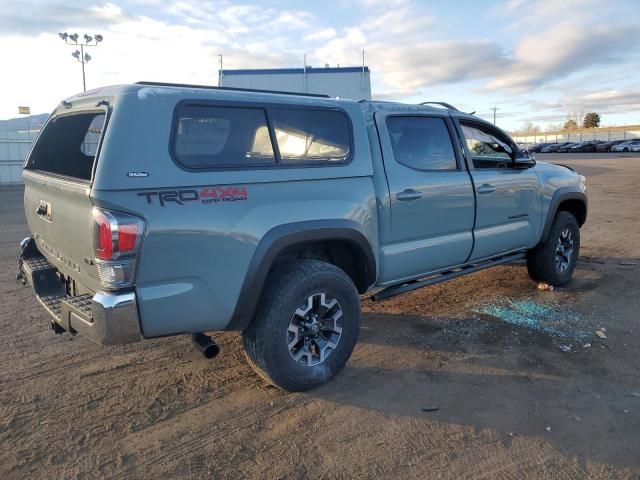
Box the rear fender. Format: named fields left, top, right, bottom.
left=225, top=220, right=376, bottom=331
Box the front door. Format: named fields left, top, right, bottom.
left=456, top=120, right=542, bottom=261
left=375, top=113, right=475, bottom=284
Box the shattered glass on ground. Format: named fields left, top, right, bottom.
left=474, top=298, right=592, bottom=347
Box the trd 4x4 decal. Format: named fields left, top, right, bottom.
left=138, top=186, right=248, bottom=206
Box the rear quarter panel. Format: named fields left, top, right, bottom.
left=91, top=88, right=377, bottom=337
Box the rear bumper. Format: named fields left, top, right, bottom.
left=18, top=238, right=143, bottom=345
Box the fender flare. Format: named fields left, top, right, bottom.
left=225, top=220, right=376, bottom=331
left=540, top=188, right=587, bottom=242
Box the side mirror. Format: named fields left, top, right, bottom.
left=514, top=149, right=536, bottom=169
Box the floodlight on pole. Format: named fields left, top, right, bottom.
left=58, top=31, right=103, bottom=92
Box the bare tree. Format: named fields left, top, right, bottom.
left=567, top=111, right=583, bottom=125
left=521, top=121, right=541, bottom=134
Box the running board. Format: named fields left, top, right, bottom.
left=371, top=253, right=526, bottom=301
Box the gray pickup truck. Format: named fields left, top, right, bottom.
left=18, top=82, right=587, bottom=391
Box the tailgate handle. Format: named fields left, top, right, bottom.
left=37, top=201, right=52, bottom=221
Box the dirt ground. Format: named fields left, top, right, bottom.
left=1, top=153, right=639, bottom=479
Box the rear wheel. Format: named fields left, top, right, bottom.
left=527, top=211, right=580, bottom=286
left=242, top=259, right=360, bottom=392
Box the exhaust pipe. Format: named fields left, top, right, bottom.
left=191, top=333, right=220, bottom=359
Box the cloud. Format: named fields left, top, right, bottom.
left=304, top=28, right=337, bottom=42
left=0, top=0, right=639, bottom=129
left=485, top=23, right=640, bottom=92
left=368, top=41, right=509, bottom=93
left=164, top=1, right=315, bottom=36
left=0, top=1, right=131, bottom=35
left=537, top=89, right=640, bottom=114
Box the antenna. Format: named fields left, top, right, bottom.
left=362, top=49, right=366, bottom=92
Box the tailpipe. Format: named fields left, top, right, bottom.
left=191, top=333, right=220, bottom=359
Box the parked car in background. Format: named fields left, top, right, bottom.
left=569, top=141, right=600, bottom=153
left=541, top=143, right=562, bottom=153
left=530, top=142, right=554, bottom=153
left=595, top=141, right=617, bottom=152
left=596, top=140, right=627, bottom=152
left=611, top=140, right=640, bottom=152
left=557, top=142, right=578, bottom=153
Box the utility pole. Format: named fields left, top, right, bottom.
left=59, top=32, right=103, bottom=91
left=491, top=106, right=500, bottom=125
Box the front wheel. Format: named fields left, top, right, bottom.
left=527, top=211, right=580, bottom=286
left=242, top=259, right=360, bottom=392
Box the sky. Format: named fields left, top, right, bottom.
left=0, top=0, right=639, bottom=130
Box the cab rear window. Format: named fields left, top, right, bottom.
left=172, top=104, right=351, bottom=169
left=25, top=112, right=105, bottom=181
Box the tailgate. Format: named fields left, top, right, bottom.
left=23, top=109, right=107, bottom=292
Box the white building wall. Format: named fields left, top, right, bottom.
left=220, top=67, right=372, bottom=100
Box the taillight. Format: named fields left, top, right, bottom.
left=92, top=208, right=145, bottom=290
left=94, top=211, right=114, bottom=260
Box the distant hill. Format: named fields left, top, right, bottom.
left=0, top=113, right=49, bottom=133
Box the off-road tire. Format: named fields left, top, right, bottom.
left=242, top=259, right=360, bottom=392
left=527, top=211, right=580, bottom=286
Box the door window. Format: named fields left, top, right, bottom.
left=460, top=123, right=514, bottom=169
left=386, top=116, right=457, bottom=171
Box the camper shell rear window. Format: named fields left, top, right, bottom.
left=25, top=111, right=106, bottom=181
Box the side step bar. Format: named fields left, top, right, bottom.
left=371, top=252, right=526, bottom=301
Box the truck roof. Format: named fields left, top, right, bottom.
left=60, top=82, right=486, bottom=126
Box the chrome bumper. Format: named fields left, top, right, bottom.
left=18, top=237, right=143, bottom=345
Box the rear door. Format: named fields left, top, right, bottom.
left=23, top=108, right=107, bottom=291
left=375, top=112, right=475, bottom=284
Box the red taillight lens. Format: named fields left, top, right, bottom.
left=95, top=212, right=113, bottom=260
left=92, top=208, right=145, bottom=290
left=118, top=224, right=138, bottom=253
left=93, top=208, right=144, bottom=261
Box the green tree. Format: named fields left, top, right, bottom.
left=563, top=119, right=578, bottom=130
left=582, top=112, right=601, bottom=128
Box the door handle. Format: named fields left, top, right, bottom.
left=477, top=184, right=496, bottom=194
left=396, top=189, right=423, bottom=201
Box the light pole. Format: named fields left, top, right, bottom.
left=58, top=32, right=103, bottom=91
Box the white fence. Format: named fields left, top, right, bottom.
left=0, top=131, right=36, bottom=185
left=512, top=127, right=640, bottom=145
